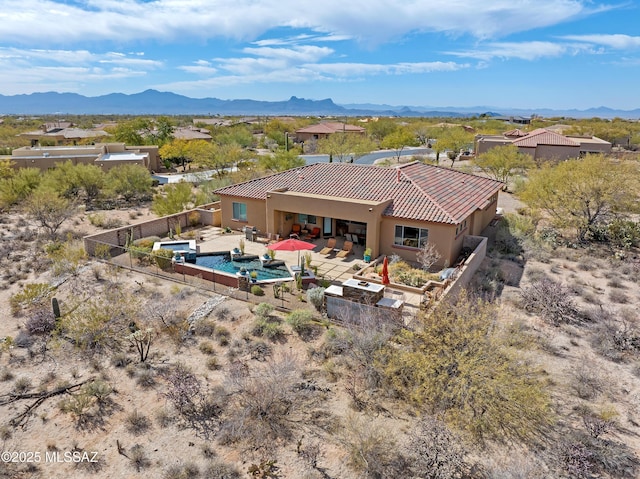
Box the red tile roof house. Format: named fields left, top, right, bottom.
left=475, top=128, right=611, bottom=162
left=294, top=122, right=366, bottom=143
left=214, top=162, right=503, bottom=268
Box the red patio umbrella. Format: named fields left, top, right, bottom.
left=381, top=256, right=390, bottom=285
left=268, top=237, right=316, bottom=264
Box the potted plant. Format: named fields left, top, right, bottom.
left=250, top=271, right=258, bottom=282
left=267, top=249, right=276, bottom=260
left=363, top=248, right=372, bottom=262
left=239, top=239, right=246, bottom=255
left=239, top=267, right=248, bottom=275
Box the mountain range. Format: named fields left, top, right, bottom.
left=1, top=89, right=639, bottom=119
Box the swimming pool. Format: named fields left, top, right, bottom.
left=194, top=253, right=292, bottom=282
left=159, top=242, right=192, bottom=252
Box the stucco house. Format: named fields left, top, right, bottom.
left=294, top=122, right=366, bottom=143
left=20, top=122, right=110, bottom=146
left=214, top=162, right=503, bottom=268
left=475, top=128, right=611, bottom=162
left=10, top=143, right=161, bottom=172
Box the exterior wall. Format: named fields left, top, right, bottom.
left=11, top=144, right=159, bottom=172
left=475, top=137, right=511, bottom=155
left=470, top=195, right=499, bottom=236
left=532, top=144, right=580, bottom=162
left=218, top=195, right=269, bottom=234
left=379, top=217, right=457, bottom=268
left=263, top=192, right=392, bottom=257
left=445, top=236, right=487, bottom=298
left=84, top=208, right=214, bottom=255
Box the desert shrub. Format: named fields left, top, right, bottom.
left=203, top=461, right=241, bottom=479
left=126, top=410, right=151, bottom=435
left=163, top=462, right=200, bottom=479
left=111, top=352, right=131, bottom=368
left=129, top=444, right=151, bottom=471
left=520, top=277, right=582, bottom=325
left=132, top=236, right=162, bottom=249
left=214, top=326, right=231, bottom=346
left=14, top=377, right=32, bottom=394
left=571, top=361, right=606, bottom=400
left=609, top=289, right=629, bottom=304
left=381, top=295, right=553, bottom=441
left=404, top=416, right=470, bottom=479
left=251, top=285, right=264, bottom=296
left=206, top=357, right=221, bottom=370
left=389, top=260, right=439, bottom=287
left=187, top=211, right=201, bottom=227
left=48, top=238, right=87, bottom=276
left=252, top=318, right=284, bottom=341
left=199, top=341, right=215, bottom=355
left=136, top=369, right=156, bottom=389
left=10, top=283, right=54, bottom=314
left=127, top=245, right=152, bottom=265
left=306, top=286, right=325, bottom=311
left=253, top=302, right=274, bottom=320
left=248, top=340, right=272, bottom=361
left=193, top=319, right=216, bottom=336
left=14, top=330, right=34, bottom=348
left=151, top=248, right=174, bottom=270
left=342, top=413, right=407, bottom=478
left=286, top=309, right=316, bottom=339
left=25, top=308, right=56, bottom=335
left=559, top=433, right=638, bottom=479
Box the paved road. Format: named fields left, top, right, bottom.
left=302, top=147, right=435, bottom=165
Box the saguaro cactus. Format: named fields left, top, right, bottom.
left=51, top=297, right=61, bottom=319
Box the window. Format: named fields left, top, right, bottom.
left=394, top=225, right=429, bottom=248
left=232, top=202, right=247, bottom=221
left=298, top=214, right=317, bottom=225
left=456, top=219, right=468, bottom=235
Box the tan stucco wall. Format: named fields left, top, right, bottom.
left=219, top=195, right=269, bottom=233
left=531, top=144, right=580, bottom=161
left=379, top=217, right=457, bottom=268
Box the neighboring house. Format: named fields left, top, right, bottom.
left=11, top=143, right=161, bottom=172
left=172, top=127, right=212, bottom=142
left=20, top=122, right=109, bottom=146
left=214, top=162, right=503, bottom=267
left=492, top=115, right=532, bottom=125
left=475, top=128, right=611, bottom=162
left=294, top=122, right=366, bottom=143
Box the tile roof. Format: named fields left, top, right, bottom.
left=215, top=162, right=503, bottom=224
left=295, top=122, right=366, bottom=134
left=513, top=128, right=580, bottom=147
left=504, top=128, right=527, bottom=137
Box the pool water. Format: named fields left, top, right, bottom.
left=159, top=242, right=192, bottom=251
left=195, top=254, right=292, bottom=281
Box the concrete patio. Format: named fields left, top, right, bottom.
left=197, top=226, right=423, bottom=312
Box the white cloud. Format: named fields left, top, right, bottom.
left=448, top=41, right=569, bottom=61
left=561, top=34, right=640, bottom=49
left=0, top=0, right=601, bottom=45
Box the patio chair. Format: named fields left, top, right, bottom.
left=336, top=240, right=354, bottom=258
left=319, top=238, right=337, bottom=255
left=308, top=227, right=321, bottom=239
left=290, top=224, right=301, bottom=237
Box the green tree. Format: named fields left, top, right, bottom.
left=105, top=164, right=153, bottom=202
left=365, top=118, right=398, bottom=142
left=0, top=158, right=15, bottom=179
left=111, top=118, right=151, bottom=145
left=148, top=116, right=174, bottom=146
left=380, top=295, right=552, bottom=441
left=438, top=127, right=474, bottom=167
left=380, top=128, right=419, bottom=162
left=26, top=187, right=76, bottom=238
left=213, top=124, right=255, bottom=148
left=258, top=148, right=305, bottom=173
left=519, top=154, right=640, bottom=241
left=151, top=182, right=194, bottom=216
left=473, top=144, right=534, bottom=190
left=317, top=133, right=376, bottom=163
left=0, top=167, right=41, bottom=209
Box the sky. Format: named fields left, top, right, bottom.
left=0, top=0, right=639, bottom=110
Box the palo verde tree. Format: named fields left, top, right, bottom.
left=25, top=187, right=77, bottom=239
left=258, top=148, right=305, bottom=173
left=379, top=294, right=553, bottom=441
left=105, top=164, right=153, bottom=202
left=317, top=132, right=376, bottom=163
left=151, top=182, right=195, bottom=216
left=380, top=127, right=420, bottom=162
left=438, top=127, right=474, bottom=167
left=518, top=154, right=640, bottom=241
left=473, top=144, right=534, bottom=190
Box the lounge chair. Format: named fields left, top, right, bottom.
left=336, top=240, right=353, bottom=258
left=319, top=238, right=336, bottom=255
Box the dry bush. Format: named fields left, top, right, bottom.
left=129, top=444, right=151, bottom=472
left=520, top=277, right=582, bottom=326
left=219, top=352, right=314, bottom=451
left=162, top=462, right=200, bottom=479
left=570, top=360, right=607, bottom=400
left=126, top=410, right=151, bottom=435
left=203, top=460, right=241, bottom=479
left=404, top=416, right=470, bottom=479
left=342, top=413, right=407, bottom=478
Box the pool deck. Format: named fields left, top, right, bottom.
left=197, top=226, right=423, bottom=310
